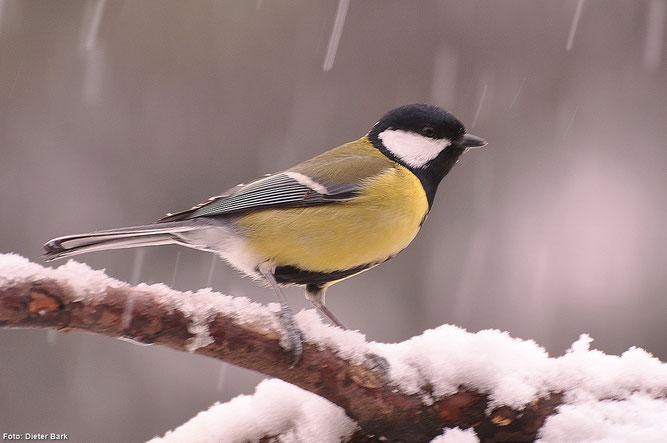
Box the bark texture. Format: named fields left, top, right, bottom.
left=0, top=276, right=563, bottom=442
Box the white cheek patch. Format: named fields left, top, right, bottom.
left=379, top=129, right=451, bottom=168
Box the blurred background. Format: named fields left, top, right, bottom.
left=0, top=0, right=665, bottom=441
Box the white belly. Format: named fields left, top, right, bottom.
left=175, top=224, right=262, bottom=280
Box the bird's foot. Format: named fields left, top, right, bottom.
left=278, top=302, right=303, bottom=368
left=364, top=351, right=390, bottom=380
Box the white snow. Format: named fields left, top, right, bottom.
left=368, top=330, right=667, bottom=410
left=149, top=317, right=667, bottom=442
left=295, top=309, right=369, bottom=364
left=128, top=283, right=283, bottom=352
left=148, top=379, right=357, bottom=443
left=0, top=253, right=282, bottom=352
left=2, top=254, right=666, bottom=441
left=150, top=325, right=667, bottom=442
left=370, top=326, right=554, bottom=407
left=0, top=253, right=125, bottom=298
left=431, top=427, right=479, bottom=443
left=538, top=393, right=667, bottom=442
left=550, top=335, right=667, bottom=404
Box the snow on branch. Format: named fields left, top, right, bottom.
left=1, top=254, right=666, bottom=442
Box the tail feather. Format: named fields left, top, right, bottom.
left=43, top=222, right=200, bottom=261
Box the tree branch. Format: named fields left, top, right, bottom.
left=0, top=256, right=590, bottom=441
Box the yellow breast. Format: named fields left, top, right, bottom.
left=236, top=164, right=429, bottom=273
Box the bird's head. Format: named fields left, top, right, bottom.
left=369, top=104, right=487, bottom=206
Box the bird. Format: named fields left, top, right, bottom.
left=44, top=104, right=487, bottom=365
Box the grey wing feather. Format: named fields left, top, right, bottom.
left=158, top=173, right=358, bottom=222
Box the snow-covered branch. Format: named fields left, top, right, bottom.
left=1, top=254, right=665, bottom=442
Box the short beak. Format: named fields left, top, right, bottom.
left=457, top=133, right=488, bottom=149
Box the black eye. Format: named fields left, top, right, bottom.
left=421, top=126, right=436, bottom=138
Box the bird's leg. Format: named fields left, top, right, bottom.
left=306, top=284, right=389, bottom=377
left=258, top=264, right=302, bottom=367
left=305, top=285, right=346, bottom=329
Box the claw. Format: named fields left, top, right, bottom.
left=279, top=302, right=303, bottom=367
left=364, top=352, right=390, bottom=379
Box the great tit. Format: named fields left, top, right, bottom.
left=44, top=103, right=487, bottom=364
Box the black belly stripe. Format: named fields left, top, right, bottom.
left=273, top=261, right=380, bottom=287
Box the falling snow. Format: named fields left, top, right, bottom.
left=0, top=1, right=664, bottom=441
left=0, top=0, right=5, bottom=33
left=83, top=0, right=106, bottom=51
left=80, top=0, right=106, bottom=105
left=322, top=0, right=349, bottom=72
left=566, top=0, right=585, bottom=51
left=644, top=0, right=665, bottom=70
left=471, top=84, right=487, bottom=128
left=122, top=247, right=146, bottom=328
left=509, top=77, right=526, bottom=109
left=205, top=253, right=216, bottom=288
left=563, top=106, right=578, bottom=139
left=169, top=250, right=181, bottom=288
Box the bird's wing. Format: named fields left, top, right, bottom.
left=157, top=138, right=395, bottom=223
left=157, top=172, right=359, bottom=222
